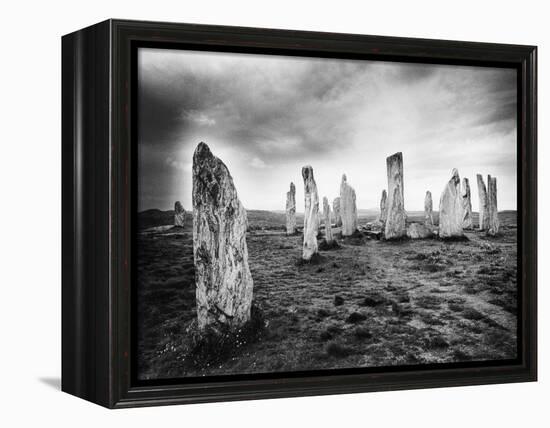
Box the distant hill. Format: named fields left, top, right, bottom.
left=138, top=208, right=517, bottom=230
left=138, top=209, right=174, bottom=230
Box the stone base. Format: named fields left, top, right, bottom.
left=406, top=223, right=434, bottom=239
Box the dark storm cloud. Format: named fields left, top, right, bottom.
left=138, top=53, right=371, bottom=161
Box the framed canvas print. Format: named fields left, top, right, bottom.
left=62, top=19, right=537, bottom=408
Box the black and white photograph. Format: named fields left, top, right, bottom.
left=135, top=47, right=519, bottom=380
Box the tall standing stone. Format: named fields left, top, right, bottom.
left=424, top=191, right=434, bottom=227
left=384, top=152, right=407, bottom=239
left=333, top=197, right=342, bottom=227
left=461, top=177, right=473, bottom=229
left=174, top=201, right=185, bottom=228
left=192, top=142, right=253, bottom=331
left=487, top=175, right=500, bottom=236
left=340, top=174, right=358, bottom=236
left=439, top=168, right=463, bottom=238
left=285, top=182, right=296, bottom=235
left=476, top=174, right=489, bottom=231
left=323, top=197, right=334, bottom=244
left=378, top=189, right=388, bottom=224
left=302, top=166, right=319, bottom=260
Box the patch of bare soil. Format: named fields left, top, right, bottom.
left=136, top=212, right=517, bottom=380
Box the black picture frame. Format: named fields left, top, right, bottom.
left=62, top=19, right=537, bottom=408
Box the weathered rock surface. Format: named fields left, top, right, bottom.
left=323, top=197, right=334, bottom=244
left=477, top=174, right=489, bottom=231
left=302, top=166, right=319, bottom=260
left=339, top=174, right=358, bottom=236
left=174, top=201, right=185, bottom=227
left=285, top=182, right=296, bottom=235
left=487, top=175, right=500, bottom=236
left=461, top=177, right=473, bottom=229
left=407, top=222, right=434, bottom=239
left=424, top=191, right=434, bottom=227
left=192, top=142, right=253, bottom=331
left=384, top=152, right=407, bottom=239
left=333, top=197, right=342, bottom=227
left=439, top=168, right=464, bottom=238
left=379, top=189, right=388, bottom=224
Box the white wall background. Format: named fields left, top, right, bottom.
left=0, top=0, right=546, bottom=425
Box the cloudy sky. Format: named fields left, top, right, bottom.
left=137, top=48, right=517, bottom=213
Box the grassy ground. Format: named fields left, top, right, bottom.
left=136, top=211, right=517, bottom=380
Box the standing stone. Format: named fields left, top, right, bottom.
left=333, top=197, right=342, bottom=227
left=476, top=174, right=489, bottom=231
left=192, top=142, right=253, bottom=331
left=461, top=177, right=473, bottom=229
left=285, top=182, right=296, bottom=235
left=439, top=168, right=463, bottom=238
left=487, top=175, right=500, bottom=236
left=407, top=223, right=434, bottom=239
left=424, top=191, right=434, bottom=227
left=340, top=174, right=358, bottom=236
left=384, top=152, right=407, bottom=239
left=323, top=197, right=334, bottom=244
left=174, top=201, right=185, bottom=228
left=378, top=189, right=388, bottom=224
left=302, top=166, right=319, bottom=260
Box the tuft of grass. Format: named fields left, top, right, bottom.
left=448, top=302, right=464, bottom=312
left=334, top=295, right=345, bottom=306
left=353, top=327, right=372, bottom=339
left=326, top=342, right=354, bottom=358
left=359, top=296, right=383, bottom=307
left=346, top=312, right=367, bottom=323
left=425, top=335, right=450, bottom=349
left=453, top=349, right=473, bottom=361
left=391, top=301, right=412, bottom=317
left=407, top=253, right=428, bottom=261
left=320, top=331, right=333, bottom=341
left=320, top=324, right=343, bottom=342
left=463, top=308, right=484, bottom=321
left=317, top=308, right=332, bottom=318
left=422, top=264, right=445, bottom=273
left=477, top=265, right=495, bottom=275
left=415, top=295, right=443, bottom=310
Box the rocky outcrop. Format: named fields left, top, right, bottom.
left=323, top=197, right=334, bottom=244
left=407, top=222, right=434, bottom=239
left=302, top=166, right=319, bottom=260
left=192, top=142, right=253, bottom=332
left=487, top=175, right=500, bottom=236
left=174, top=201, right=185, bottom=227
left=461, top=178, right=473, bottom=229
left=379, top=189, right=388, bottom=224
left=333, top=197, right=342, bottom=227
left=340, top=174, right=358, bottom=236
left=285, top=182, right=296, bottom=235
left=384, top=152, right=407, bottom=239
left=439, top=168, right=464, bottom=238
left=424, top=191, right=434, bottom=227
left=476, top=174, right=489, bottom=231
